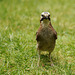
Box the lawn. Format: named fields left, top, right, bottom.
left=0, top=0, right=75, bottom=75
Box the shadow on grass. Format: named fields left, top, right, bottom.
left=40, top=54, right=58, bottom=69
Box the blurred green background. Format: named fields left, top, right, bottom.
left=0, top=0, right=75, bottom=75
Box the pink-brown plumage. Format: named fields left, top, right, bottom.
left=36, top=12, right=57, bottom=66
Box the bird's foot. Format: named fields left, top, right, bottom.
left=42, top=64, right=45, bottom=67
left=37, top=62, right=40, bottom=67
left=50, top=63, right=54, bottom=66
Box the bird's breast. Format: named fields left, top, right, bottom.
left=40, top=27, right=54, bottom=39
left=37, top=27, right=56, bottom=51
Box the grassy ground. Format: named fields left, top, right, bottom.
left=0, top=0, right=75, bottom=75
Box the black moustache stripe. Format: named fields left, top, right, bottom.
left=40, top=18, right=44, bottom=21
left=40, top=18, right=50, bottom=21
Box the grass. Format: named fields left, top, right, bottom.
left=0, top=0, right=75, bottom=75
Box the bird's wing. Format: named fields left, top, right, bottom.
left=36, top=26, right=42, bottom=41
left=49, top=23, right=57, bottom=39
left=53, top=30, right=57, bottom=39
left=36, top=32, right=40, bottom=41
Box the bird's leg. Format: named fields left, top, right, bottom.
left=37, top=50, right=41, bottom=66
left=49, top=52, right=51, bottom=60
left=49, top=52, right=54, bottom=66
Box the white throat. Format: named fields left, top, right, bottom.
left=41, top=20, right=50, bottom=27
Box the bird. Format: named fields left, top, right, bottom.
left=36, top=12, right=57, bottom=66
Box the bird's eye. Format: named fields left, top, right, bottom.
left=41, top=15, right=44, bottom=17
left=48, top=15, right=50, bottom=17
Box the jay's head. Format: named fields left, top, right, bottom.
left=40, top=12, right=50, bottom=22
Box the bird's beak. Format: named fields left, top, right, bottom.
left=45, top=16, right=48, bottom=19
left=44, top=14, right=48, bottom=19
